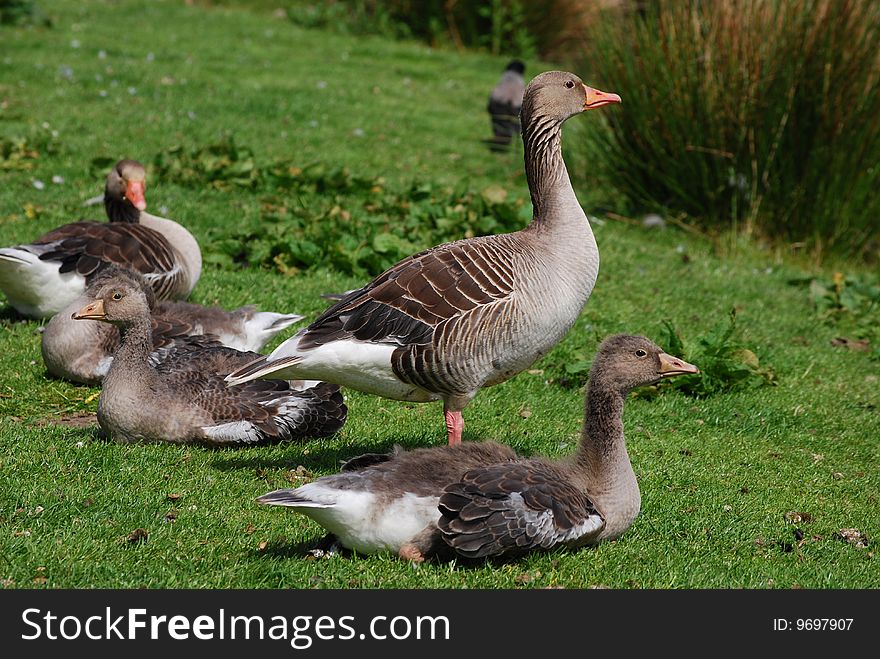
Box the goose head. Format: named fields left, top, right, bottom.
left=591, top=334, right=699, bottom=394
left=505, top=59, right=526, bottom=75
left=105, top=159, right=147, bottom=213
left=85, top=266, right=158, bottom=310
left=71, top=279, right=150, bottom=326
left=521, top=71, right=621, bottom=128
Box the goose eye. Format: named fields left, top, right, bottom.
left=565, top=80, right=575, bottom=89
left=635, top=349, right=647, bottom=357
left=112, top=292, right=122, bottom=301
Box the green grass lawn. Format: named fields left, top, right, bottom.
left=0, top=0, right=877, bottom=589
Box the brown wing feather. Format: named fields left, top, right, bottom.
left=154, top=340, right=258, bottom=380
left=438, top=461, right=603, bottom=558
left=34, top=222, right=180, bottom=295
left=152, top=341, right=347, bottom=444
left=298, top=238, right=517, bottom=352
left=193, top=378, right=347, bottom=444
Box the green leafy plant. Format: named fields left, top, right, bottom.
left=0, top=137, right=40, bottom=171
left=790, top=272, right=880, bottom=358
left=0, top=125, right=59, bottom=171
left=152, top=136, right=259, bottom=189
left=651, top=310, right=777, bottom=398
left=547, top=310, right=776, bottom=397
left=790, top=272, right=880, bottom=320
left=207, top=173, right=530, bottom=278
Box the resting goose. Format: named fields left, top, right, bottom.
left=0, top=159, right=201, bottom=319
left=226, top=71, right=621, bottom=445
left=257, top=335, right=698, bottom=560
left=71, top=277, right=347, bottom=446
left=487, top=59, right=526, bottom=151
left=42, top=267, right=303, bottom=385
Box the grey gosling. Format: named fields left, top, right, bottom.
left=257, top=335, right=698, bottom=561
left=72, top=276, right=346, bottom=446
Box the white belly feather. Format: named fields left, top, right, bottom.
left=267, top=335, right=439, bottom=402
left=290, top=483, right=441, bottom=554
left=0, top=248, right=85, bottom=318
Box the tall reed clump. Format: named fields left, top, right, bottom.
left=573, top=0, right=880, bottom=262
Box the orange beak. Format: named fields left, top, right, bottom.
left=72, top=299, right=106, bottom=321
left=125, top=179, right=147, bottom=211
left=658, top=352, right=700, bottom=377
left=583, top=84, right=622, bottom=110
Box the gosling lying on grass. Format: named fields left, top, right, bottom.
left=72, top=276, right=347, bottom=446
left=257, top=334, right=698, bottom=561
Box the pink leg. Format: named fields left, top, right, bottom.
left=444, top=409, right=464, bottom=446
left=398, top=543, right=425, bottom=563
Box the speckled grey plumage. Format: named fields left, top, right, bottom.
left=257, top=335, right=698, bottom=560
left=42, top=267, right=302, bottom=384
left=74, top=277, right=346, bottom=446
left=226, top=72, right=617, bottom=444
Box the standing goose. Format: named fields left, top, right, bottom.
left=226, top=71, right=621, bottom=445
left=42, top=266, right=304, bottom=385
left=0, top=159, right=201, bottom=318
left=71, top=277, right=347, bottom=446
left=256, top=335, right=698, bottom=560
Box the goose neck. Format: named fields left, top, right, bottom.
left=574, top=379, right=641, bottom=540
left=107, top=317, right=154, bottom=379
left=576, top=380, right=629, bottom=481
left=104, top=194, right=140, bottom=224
left=522, top=117, right=569, bottom=221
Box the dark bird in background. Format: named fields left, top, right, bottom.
left=487, top=60, right=526, bottom=151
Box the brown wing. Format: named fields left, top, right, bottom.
left=192, top=377, right=347, bottom=445
left=34, top=221, right=181, bottom=297
left=153, top=339, right=258, bottom=379
left=438, top=460, right=605, bottom=559
left=149, top=316, right=214, bottom=350
left=152, top=341, right=347, bottom=444
left=298, top=237, right=519, bottom=351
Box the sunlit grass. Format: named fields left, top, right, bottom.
left=0, top=0, right=877, bottom=589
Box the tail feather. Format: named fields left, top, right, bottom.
left=264, top=312, right=304, bottom=331
left=0, top=247, right=36, bottom=266
left=225, top=354, right=303, bottom=386
left=257, top=488, right=333, bottom=509
left=269, top=382, right=347, bottom=441
left=238, top=311, right=304, bottom=352
left=319, top=289, right=356, bottom=302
